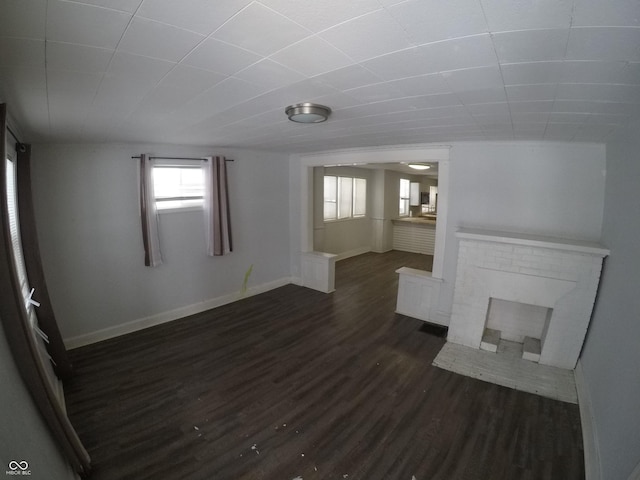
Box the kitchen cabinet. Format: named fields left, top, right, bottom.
left=392, top=218, right=436, bottom=255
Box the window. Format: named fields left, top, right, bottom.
left=5, top=156, right=29, bottom=300
left=153, top=162, right=204, bottom=211
left=6, top=152, right=61, bottom=401
left=399, top=178, right=410, bottom=216
left=353, top=178, right=366, bottom=216
left=323, top=175, right=367, bottom=221
left=337, top=176, right=353, bottom=218
left=323, top=175, right=337, bottom=220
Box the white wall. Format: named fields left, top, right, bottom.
left=321, top=218, right=371, bottom=255
left=0, top=323, right=76, bottom=479
left=581, top=120, right=640, bottom=479
left=438, top=141, right=606, bottom=318
left=371, top=168, right=401, bottom=253
left=288, top=155, right=304, bottom=282
left=31, top=144, right=291, bottom=343
left=448, top=142, right=605, bottom=239
left=370, top=169, right=390, bottom=252
left=383, top=169, right=403, bottom=220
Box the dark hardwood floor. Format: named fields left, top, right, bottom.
left=64, top=251, right=584, bottom=480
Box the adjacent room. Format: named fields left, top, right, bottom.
left=1, top=1, right=639, bottom=479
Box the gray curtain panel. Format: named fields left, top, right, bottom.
left=204, top=156, right=232, bottom=256
left=139, top=153, right=163, bottom=267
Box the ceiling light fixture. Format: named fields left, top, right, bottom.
left=407, top=163, right=431, bottom=170
left=285, top=103, right=331, bottom=123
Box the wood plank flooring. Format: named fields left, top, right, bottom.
left=64, top=251, right=584, bottom=480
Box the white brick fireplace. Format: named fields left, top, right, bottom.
left=448, top=228, right=609, bottom=369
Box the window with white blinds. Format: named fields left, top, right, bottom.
left=5, top=157, right=29, bottom=299
left=323, top=175, right=367, bottom=221
left=399, top=178, right=410, bottom=216
left=353, top=178, right=367, bottom=217
left=5, top=154, right=59, bottom=394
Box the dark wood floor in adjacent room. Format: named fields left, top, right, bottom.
left=64, top=251, right=584, bottom=480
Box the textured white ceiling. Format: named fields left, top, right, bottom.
left=0, top=0, right=639, bottom=153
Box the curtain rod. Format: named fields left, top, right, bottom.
left=131, top=155, right=234, bottom=162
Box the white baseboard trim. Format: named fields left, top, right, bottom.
left=334, top=246, right=372, bottom=262
left=575, top=360, right=601, bottom=480
left=64, top=276, right=293, bottom=350
left=371, top=247, right=393, bottom=254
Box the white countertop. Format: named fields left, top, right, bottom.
left=392, top=217, right=437, bottom=226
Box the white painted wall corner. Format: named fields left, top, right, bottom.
left=575, top=360, right=601, bottom=480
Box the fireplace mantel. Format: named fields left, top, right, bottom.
left=448, top=228, right=609, bottom=369
left=456, top=227, right=610, bottom=257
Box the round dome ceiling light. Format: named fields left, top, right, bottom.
left=285, top=103, right=331, bottom=123
left=407, top=163, right=431, bottom=170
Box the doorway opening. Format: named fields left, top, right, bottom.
left=312, top=162, right=438, bottom=269
left=297, top=145, right=450, bottom=306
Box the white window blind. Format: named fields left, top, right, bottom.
left=5, top=157, right=29, bottom=300
left=399, top=178, right=410, bottom=216
left=324, top=175, right=337, bottom=220
left=337, top=177, right=353, bottom=219
left=323, top=175, right=367, bottom=221
left=353, top=178, right=366, bottom=217
left=5, top=154, right=60, bottom=397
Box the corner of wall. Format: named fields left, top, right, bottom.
left=575, top=359, right=601, bottom=480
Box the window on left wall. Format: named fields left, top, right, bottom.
left=153, top=162, right=205, bottom=211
